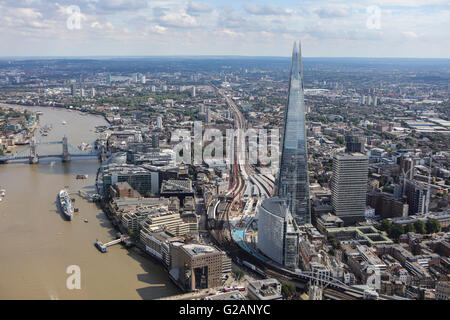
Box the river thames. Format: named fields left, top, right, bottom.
left=0, top=105, right=180, bottom=299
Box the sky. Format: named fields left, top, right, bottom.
left=0, top=0, right=449, bottom=58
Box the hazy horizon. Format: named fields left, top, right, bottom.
left=1, top=55, right=450, bottom=60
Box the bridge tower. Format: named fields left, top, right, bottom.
left=62, top=136, right=71, bottom=162
left=99, top=144, right=107, bottom=162
left=29, top=138, right=39, bottom=164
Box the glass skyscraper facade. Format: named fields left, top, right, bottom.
left=276, top=42, right=310, bottom=225
left=257, top=197, right=300, bottom=268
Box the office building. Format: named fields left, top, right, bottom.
left=206, top=107, right=212, bottom=123
left=399, top=156, right=417, bottom=180
left=276, top=41, right=310, bottom=225
left=326, top=226, right=392, bottom=245
left=140, top=229, right=183, bottom=267
left=139, top=210, right=196, bottom=236
left=222, top=252, right=232, bottom=274
left=160, top=179, right=195, bottom=203
left=156, top=116, right=163, bottom=129
left=170, top=244, right=223, bottom=291
left=331, top=153, right=369, bottom=224
left=110, top=181, right=141, bottom=199
left=152, top=134, right=159, bottom=148
left=404, top=179, right=429, bottom=214
left=345, top=135, right=365, bottom=153
left=129, top=149, right=174, bottom=166
left=122, top=207, right=161, bottom=233
left=367, top=191, right=409, bottom=219
left=102, top=164, right=155, bottom=198
left=247, top=279, right=282, bottom=300
left=257, top=197, right=300, bottom=268
left=436, top=281, right=450, bottom=300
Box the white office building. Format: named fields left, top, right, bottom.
left=331, top=153, right=369, bottom=224
left=156, top=116, right=163, bottom=129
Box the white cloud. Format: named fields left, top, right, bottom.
left=13, top=7, right=42, bottom=19
left=158, top=12, right=198, bottom=28
left=90, top=21, right=114, bottom=30
left=0, top=0, right=448, bottom=57
left=314, top=7, right=350, bottom=18
left=94, top=0, right=148, bottom=13
left=243, top=4, right=293, bottom=16
left=187, top=1, right=213, bottom=16
left=216, top=29, right=244, bottom=39
left=148, top=25, right=167, bottom=34
left=402, top=31, right=419, bottom=38
left=372, top=0, right=450, bottom=6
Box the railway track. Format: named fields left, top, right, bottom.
left=203, top=86, right=373, bottom=301
left=323, top=288, right=359, bottom=300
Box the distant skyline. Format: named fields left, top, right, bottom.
left=0, top=0, right=449, bottom=58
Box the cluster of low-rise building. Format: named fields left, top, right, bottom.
left=0, top=106, right=38, bottom=153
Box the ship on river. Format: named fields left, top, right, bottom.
left=58, top=189, right=73, bottom=221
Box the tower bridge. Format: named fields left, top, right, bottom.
left=0, top=136, right=102, bottom=164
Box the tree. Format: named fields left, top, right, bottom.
left=379, top=176, right=389, bottom=187
left=405, top=137, right=414, bottom=146
left=404, top=223, right=416, bottom=234
left=414, top=220, right=426, bottom=234
left=426, top=219, right=441, bottom=234
left=335, top=136, right=344, bottom=145
left=316, top=174, right=329, bottom=184
left=127, top=229, right=139, bottom=241
left=389, top=224, right=404, bottom=240
left=380, top=219, right=392, bottom=233
left=281, top=281, right=296, bottom=299
left=232, top=270, right=244, bottom=281
left=327, top=234, right=339, bottom=249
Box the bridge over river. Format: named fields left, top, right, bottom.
left=0, top=136, right=102, bottom=164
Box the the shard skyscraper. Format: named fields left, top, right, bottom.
left=276, top=41, right=310, bottom=225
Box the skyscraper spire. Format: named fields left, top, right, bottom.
left=299, top=41, right=304, bottom=91
left=276, top=40, right=310, bottom=225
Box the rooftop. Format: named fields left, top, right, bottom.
left=182, top=244, right=218, bottom=257
left=102, top=163, right=150, bottom=175
left=160, top=179, right=194, bottom=193
left=327, top=225, right=393, bottom=245
left=260, top=196, right=289, bottom=219
left=247, top=278, right=282, bottom=300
